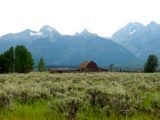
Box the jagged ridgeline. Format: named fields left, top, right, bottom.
left=112, top=21, right=160, bottom=61
left=0, top=26, right=140, bottom=67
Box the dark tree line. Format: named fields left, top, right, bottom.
left=0, top=45, right=34, bottom=73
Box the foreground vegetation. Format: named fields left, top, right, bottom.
left=0, top=72, right=160, bottom=120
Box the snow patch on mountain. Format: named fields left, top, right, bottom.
left=129, top=30, right=136, bottom=35
left=30, top=32, right=43, bottom=36
left=46, top=27, right=54, bottom=32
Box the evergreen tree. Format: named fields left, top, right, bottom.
left=4, top=47, right=15, bottom=72
left=0, top=47, right=14, bottom=73
left=0, top=45, right=34, bottom=73
left=38, top=58, right=46, bottom=72
left=0, top=54, right=5, bottom=73
left=144, top=54, right=158, bottom=73
left=15, top=45, right=34, bottom=73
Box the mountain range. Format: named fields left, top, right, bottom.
left=112, top=21, right=160, bottom=61
left=0, top=25, right=140, bottom=67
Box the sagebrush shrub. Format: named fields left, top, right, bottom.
left=0, top=93, right=10, bottom=108
left=0, top=72, right=160, bottom=119
left=87, top=86, right=112, bottom=108
left=18, top=91, right=29, bottom=104
left=49, top=97, right=83, bottom=120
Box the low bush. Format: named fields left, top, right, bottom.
left=0, top=93, right=10, bottom=108
left=49, top=97, right=83, bottom=120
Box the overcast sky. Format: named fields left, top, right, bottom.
left=0, top=0, right=160, bottom=37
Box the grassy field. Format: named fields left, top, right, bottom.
left=0, top=72, right=160, bottom=120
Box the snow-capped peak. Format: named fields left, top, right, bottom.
left=39, top=25, right=60, bottom=36
left=40, top=25, right=55, bottom=32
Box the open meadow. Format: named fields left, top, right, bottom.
left=0, top=72, right=160, bottom=120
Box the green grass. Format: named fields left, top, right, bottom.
left=0, top=101, right=64, bottom=120
left=0, top=72, right=160, bottom=120
left=0, top=102, right=158, bottom=120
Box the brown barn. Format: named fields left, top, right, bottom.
left=80, top=61, right=100, bottom=72
left=48, top=61, right=107, bottom=73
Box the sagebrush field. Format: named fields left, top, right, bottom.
left=0, top=72, right=160, bottom=120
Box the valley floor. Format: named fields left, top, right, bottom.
left=0, top=72, right=160, bottom=120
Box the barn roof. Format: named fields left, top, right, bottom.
left=80, top=61, right=96, bottom=69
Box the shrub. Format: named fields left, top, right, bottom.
left=50, top=86, right=66, bottom=97
left=100, top=105, right=112, bottom=117
left=111, top=94, right=137, bottom=117
left=0, top=93, right=10, bottom=108
left=49, top=97, right=83, bottom=120
left=86, top=86, right=111, bottom=108
left=18, top=91, right=29, bottom=104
